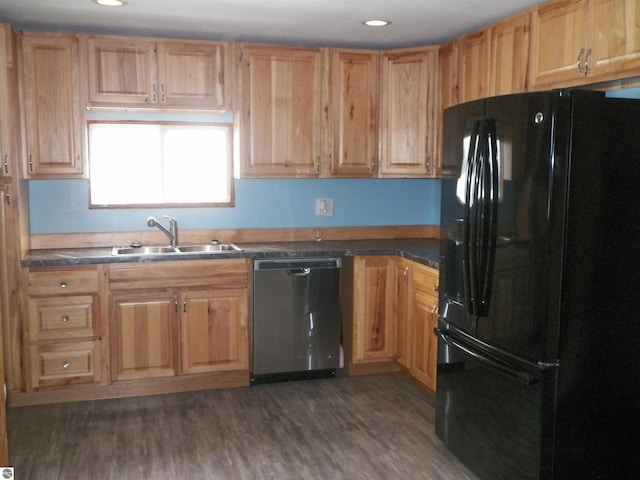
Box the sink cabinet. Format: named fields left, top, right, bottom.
left=108, top=259, right=249, bottom=382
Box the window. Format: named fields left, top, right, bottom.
left=88, top=120, right=233, bottom=207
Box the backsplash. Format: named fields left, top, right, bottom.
left=29, top=178, right=441, bottom=234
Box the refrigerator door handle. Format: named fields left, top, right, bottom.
left=464, top=120, right=482, bottom=316
left=435, top=327, right=538, bottom=385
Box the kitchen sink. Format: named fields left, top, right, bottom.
left=112, top=246, right=179, bottom=255
left=112, top=243, right=242, bottom=255
left=176, top=243, right=243, bottom=253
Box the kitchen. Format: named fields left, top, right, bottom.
left=2, top=0, right=640, bottom=479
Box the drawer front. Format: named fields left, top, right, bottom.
left=29, top=341, right=101, bottom=389
left=28, top=267, right=100, bottom=296
left=28, top=295, right=96, bottom=341
left=412, top=263, right=439, bottom=295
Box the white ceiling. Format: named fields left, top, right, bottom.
left=0, top=0, right=547, bottom=49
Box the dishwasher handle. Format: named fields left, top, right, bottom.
left=287, top=268, right=311, bottom=276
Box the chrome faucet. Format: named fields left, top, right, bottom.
left=147, top=215, right=179, bottom=247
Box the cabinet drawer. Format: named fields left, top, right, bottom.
left=412, top=263, right=439, bottom=295
left=27, top=267, right=100, bottom=295
left=28, top=295, right=96, bottom=341
left=29, top=341, right=101, bottom=389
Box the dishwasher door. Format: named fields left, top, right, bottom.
left=252, top=258, right=342, bottom=384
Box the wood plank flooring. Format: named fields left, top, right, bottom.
left=7, top=373, right=479, bottom=480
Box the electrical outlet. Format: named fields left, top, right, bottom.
left=315, top=198, right=334, bottom=216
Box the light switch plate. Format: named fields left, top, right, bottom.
left=315, top=198, right=334, bottom=216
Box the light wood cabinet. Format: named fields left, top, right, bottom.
left=238, top=45, right=324, bottom=177
left=394, top=259, right=412, bottom=368
left=19, top=33, right=86, bottom=178
left=458, top=29, right=491, bottom=104
left=108, top=260, right=249, bottom=382
left=351, top=256, right=397, bottom=364
left=87, top=36, right=229, bottom=109
left=0, top=24, right=18, bottom=179
left=490, top=12, right=530, bottom=96
left=328, top=49, right=379, bottom=177
left=379, top=47, right=438, bottom=177
left=25, top=265, right=103, bottom=389
left=0, top=184, right=10, bottom=463
left=408, top=263, right=439, bottom=393
left=530, top=0, right=640, bottom=89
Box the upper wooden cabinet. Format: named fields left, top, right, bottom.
left=19, top=33, right=86, bottom=178
left=87, top=36, right=230, bottom=109
left=379, top=47, right=438, bottom=177
left=0, top=25, right=19, bottom=179
left=458, top=29, right=491, bottom=103
left=238, top=45, right=324, bottom=177
left=490, top=12, right=530, bottom=96
left=530, top=0, right=640, bottom=88
left=328, top=49, right=379, bottom=177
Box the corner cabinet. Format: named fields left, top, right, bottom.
left=529, top=0, right=640, bottom=89
left=108, top=260, right=249, bottom=382
left=19, top=33, right=86, bottom=178
left=238, top=45, right=325, bottom=177
left=379, top=47, right=438, bottom=177
left=328, top=49, right=379, bottom=177
left=87, top=36, right=231, bottom=109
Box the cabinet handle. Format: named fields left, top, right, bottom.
left=576, top=48, right=585, bottom=74
left=28, top=153, right=33, bottom=173
left=433, top=284, right=439, bottom=292
left=431, top=304, right=440, bottom=325
left=584, top=49, right=592, bottom=76
left=161, top=84, right=166, bottom=103
left=62, top=315, right=70, bottom=323
left=403, top=266, right=410, bottom=283
left=370, top=161, right=375, bottom=172
left=62, top=361, right=71, bottom=369
left=174, top=295, right=178, bottom=313
left=4, top=186, right=9, bottom=205
left=315, top=161, right=320, bottom=174
left=3, top=154, right=7, bottom=174
left=60, top=281, right=68, bottom=288
left=183, top=295, right=187, bottom=313
left=152, top=83, right=157, bottom=103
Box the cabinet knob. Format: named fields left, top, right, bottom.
left=60, top=281, right=68, bottom=288
left=62, top=315, right=70, bottom=323
left=433, top=284, right=439, bottom=292
left=62, top=361, right=71, bottom=369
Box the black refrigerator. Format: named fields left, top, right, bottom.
left=436, top=90, right=640, bottom=480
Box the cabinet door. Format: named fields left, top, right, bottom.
left=20, top=34, right=85, bottom=177
left=394, top=260, right=412, bottom=368
left=157, top=42, right=227, bottom=109
left=88, top=37, right=157, bottom=105
left=529, top=0, right=590, bottom=88
left=458, top=29, right=491, bottom=103
left=589, top=0, right=640, bottom=78
left=0, top=25, right=18, bottom=179
left=490, top=13, right=530, bottom=96
left=111, top=292, right=177, bottom=381
left=239, top=46, right=323, bottom=177
left=379, top=48, right=437, bottom=177
left=352, top=257, right=396, bottom=363
left=329, top=49, right=378, bottom=177
left=181, top=288, right=249, bottom=374
left=409, top=289, right=438, bottom=392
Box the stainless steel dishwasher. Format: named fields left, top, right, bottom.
left=251, top=257, right=342, bottom=384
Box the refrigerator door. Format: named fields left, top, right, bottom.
left=440, top=92, right=558, bottom=364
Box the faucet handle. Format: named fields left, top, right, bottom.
left=163, top=215, right=177, bottom=223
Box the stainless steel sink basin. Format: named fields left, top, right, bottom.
left=112, top=243, right=242, bottom=255
left=112, top=246, right=179, bottom=255
left=177, top=243, right=243, bottom=253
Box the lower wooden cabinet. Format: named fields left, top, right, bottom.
left=24, top=265, right=104, bottom=390
left=108, top=259, right=249, bottom=383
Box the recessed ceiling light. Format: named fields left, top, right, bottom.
left=363, top=19, right=391, bottom=27
left=94, top=0, right=127, bottom=6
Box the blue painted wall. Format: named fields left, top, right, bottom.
left=29, top=178, right=441, bottom=234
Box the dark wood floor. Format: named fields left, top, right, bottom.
left=7, top=373, right=479, bottom=480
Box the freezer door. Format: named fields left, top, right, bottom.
left=435, top=327, right=557, bottom=480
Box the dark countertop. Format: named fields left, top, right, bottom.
left=22, top=238, right=441, bottom=269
